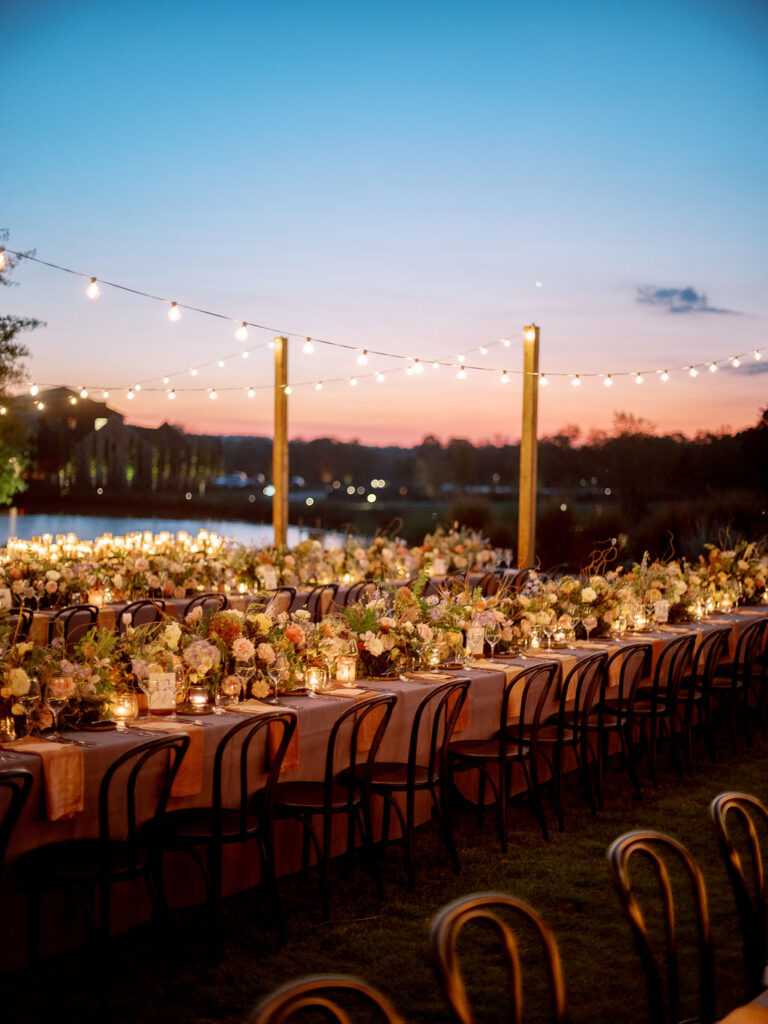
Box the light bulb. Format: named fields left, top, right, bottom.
left=413, top=359, right=423, bottom=374
left=247, top=387, right=255, bottom=398
left=86, top=278, right=100, bottom=300
left=501, top=338, right=511, bottom=347
left=79, top=387, right=89, bottom=399
left=457, top=353, right=465, bottom=363
left=209, top=389, right=217, bottom=400
left=540, top=374, right=549, bottom=386
left=604, top=375, right=613, bottom=387
left=689, top=366, right=699, bottom=378
left=357, top=350, right=368, bottom=366
left=500, top=371, right=510, bottom=384
left=479, top=346, right=488, bottom=355
left=456, top=366, right=467, bottom=380
left=241, top=351, right=249, bottom=359
left=162, top=376, right=169, bottom=385
left=0, top=407, right=5, bottom=416
left=217, top=360, right=225, bottom=368
left=432, top=361, right=440, bottom=370
left=303, top=338, right=315, bottom=355
left=0, top=249, right=6, bottom=271
left=660, top=370, right=670, bottom=382
left=190, top=368, right=198, bottom=377
left=571, top=375, right=581, bottom=387
left=731, top=356, right=741, bottom=368
left=168, top=389, right=176, bottom=400
left=635, top=373, right=644, bottom=385
left=69, top=396, right=77, bottom=405
left=349, top=377, right=358, bottom=387
left=127, top=389, right=135, bottom=400
left=36, top=401, right=45, bottom=410
left=315, top=381, right=323, bottom=391
left=754, top=350, right=763, bottom=361
left=134, top=384, right=141, bottom=392
left=30, top=384, right=38, bottom=396
left=168, top=302, right=181, bottom=322
left=523, top=327, right=536, bottom=343
left=102, top=390, right=109, bottom=399
left=284, top=385, right=292, bottom=395
left=376, top=372, right=386, bottom=383
left=709, top=361, right=717, bottom=373
left=235, top=322, right=248, bottom=342
left=268, top=339, right=275, bottom=350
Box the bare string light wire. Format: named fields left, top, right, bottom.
left=4, top=248, right=764, bottom=397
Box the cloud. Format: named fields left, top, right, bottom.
left=637, top=285, right=738, bottom=315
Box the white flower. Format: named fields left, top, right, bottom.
left=8, top=667, right=30, bottom=696
left=581, top=587, right=597, bottom=603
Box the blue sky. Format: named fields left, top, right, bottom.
left=2, top=0, right=767, bottom=443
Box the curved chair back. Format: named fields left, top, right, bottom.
left=690, top=626, right=730, bottom=687
left=183, top=592, right=228, bottom=620
left=99, top=734, right=189, bottom=868
left=212, top=712, right=297, bottom=839
left=265, top=587, right=296, bottom=616
left=52, top=604, right=100, bottom=649
left=0, top=768, right=33, bottom=875
left=603, top=642, right=653, bottom=722
left=406, top=679, right=470, bottom=788
left=727, top=619, right=768, bottom=685
left=1, top=608, right=33, bottom=641
left=249, top=973, right=405, bottom=1024
left=118, top=598, right=166, bottom=633
left=323, top=694, right=397, bottom=800
left=710, top=791, right=768, bottom=999
left=503, top=662, right=559, bottom=760
left=556, top=651, right=608, bottom=732
left=430, top=892, right=567, bottom=1024
left=303, top=584, right=339, bottom=623
left=607, top=829, right=714, bottom=1024
left=342, top=582, right=376, bottom=608
left=653, top=633, right=696, bottom=702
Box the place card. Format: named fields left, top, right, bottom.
left=148, top=672, right=177, bottom=712
left=0, top=587, right=12, bottom=610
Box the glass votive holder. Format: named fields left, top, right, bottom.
left=422, top=642, right=442, bottom=668
left=336, top=656, right=357, bottom=686
left=306, top=665, right=328, bottom=698
left=112, top=692, right=139, bottom=731
left=184, top=683, right=212, bottom=714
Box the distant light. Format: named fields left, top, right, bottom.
left=168, top=302, right=181, bottom=322
left=535, top=281, right=542, bottom=288
left=185, top=492, right=192, bottom=500
left=367, top=494, right=377, bottom=503
left=97, top=487, right=103, bottom=495
left=247, top=387, right=255, bottom=398
left=30, top=384, right=38, bottom=396
left=305, top=497, right=314, bottom=507
left=605, top=487, right=612, bottom=496
left=218, top=360, right=225, bottom=368
left=303, top=338, right=315, bottom=355
left=660, top=370, right=670, bottom=382
left=235, top=322, right=248, bottom=342
left=86, top=278, right=100, bottom=300
left=560, top=503, right=568, bottom=511
left=0, top=407, right=5, bottom=416
left=456, top=366, right=467, bottom=380
left=357, top=486, right=365, bottom=495
left=263, top=485, right=276, bottom=497
left=689, top=366, right=699, bottom=378
left=571, top=375, right=581, bottom=387
left=604, top=375, right=613, bottom=388
left=357, top=349, right=368, bottom=366
left=0, top=249, right=6, bottom=272
left=349, top=377, right=358, bottom=387
left=731, top=356, right=741, bottom=368
left=346, top=486, right=355, bottom=495
left=79, top=387, right=89, bottom=399
left=376, top=372, right=386, bottom=383
left=315, top=381, right=323, bottom=391
left=635, top=373, right=644, bottom=385
left=36, top=401, right=45, bottom=410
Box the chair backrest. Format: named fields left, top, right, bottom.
left=477, top=573, right=499, bottom=597
left=183, top=592, right=228, bottom=620
left=249, top=973, right=406, bottom=1024
left=343, top=582, right=376, bottom=608
left=52, top=604, right=100, bottom=648
left=603, top=643, right=653, bottom=720
left=98, top=734, right=189, bottom=863
left=0, top=768, right=33, bottom=876
left=2, top=608, right=33, bottom=641
left=729, top=619, right=768, bottom=682
left=651, top=634, right=696, bottom=704
left=118, top=599, right=167, bottom=633
left=303, top=584, right=339, bottom=623
left=690, top=627, right=730, bottom=690
left=266, top=587, right=296, bottom=617
left=430, top=892, right=567, bottom=1024
left=323, top=694, right=397, bottom=798
left=556, top=652, right=607, bottom=732
left=212, top=712, right=297, bottom=839
left=710, top=791, right=768, bottom=999
left=502, top=662, right=559, bottom=760
left=405, top=679, right=470, bottom=786
left=607, top=829, right=714, bottom=1024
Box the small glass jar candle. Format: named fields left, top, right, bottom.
left=306, top=665, right=328, bottom=698
left=112, top=692, right=139, bottom=731
left=186, top=683, right=210, bottom=712
left=336, top=656, right=357, bottom=685
left=422, top=642, right=442, bottom=668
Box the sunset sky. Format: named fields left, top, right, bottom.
left=2, top=0, right=767, bottom=446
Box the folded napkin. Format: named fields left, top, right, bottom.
left=324, top=687, right=373, bottom=700
left=574, top=640, right=619, bottom=650
left=230, top=701, right=300, bottom=772
left=657, top=625, right=693, bottom=634
left=3, top=737, right=83, bottom=821
left=138, top=717, right=204, bottom=797
left=401, top=671, right=455, bottom=682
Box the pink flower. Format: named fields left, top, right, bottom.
left=45, top=580, right=58, bottom=594
left=232, top=636, right=255, bottom=661
left=256, top=642, right=276, bottom=665
left=48, top=676, right=77, bottom=699
left=284, top=623, right=305, bottom=645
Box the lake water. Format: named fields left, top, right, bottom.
left=0, top=511, right=343, bottom=548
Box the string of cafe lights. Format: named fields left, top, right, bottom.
left=1, top=246, right=764, bottom=405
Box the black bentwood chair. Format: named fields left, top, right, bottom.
left=52, top=603, right=100, bottom=649
left=249, top=974, right=406, bottom=1024
left=272, top=693, right=397, bottom=920
left=607, top=830, right=715, bottom=1024
left=21, top=734, right=189, bottom=964
left=303, top=583, right=339, bottom=623
left=710, top=619, right=768, bottom=750
left=633, top=633, right=695, bottom=784
left=430, top=892, right=568, bottom=1024
left=155, top=711, right=296, bottom=942
left=683, top=626, right=731, bottom=764
left=711, top=792, right=768, bottom=1000
left=118, top=598, right=167, bottom=632
left=182, top=591, right=228, bottom=621
left=0, top=768, right=33, bottom=877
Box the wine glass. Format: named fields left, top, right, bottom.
left=234, top=658, right=255, bottom=700
left=167, top=666, right=187, bottom=722
left=266, top=656, right=289, bottom=706
left=485, top=622, right=501, bottom=657
left=44, top=692, right=69, bottom=742
left=17, top=679, right=41, bottom=737
left=139, top=675, right=158, bottom=718
left=214, top=676, right=240, bottom=713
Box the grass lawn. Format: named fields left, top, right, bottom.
left=7, top=734, right=767, bottom=1023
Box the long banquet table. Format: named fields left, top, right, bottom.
left=2, top=608, right=765, bottom=969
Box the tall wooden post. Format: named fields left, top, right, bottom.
left=518, top=324, right=539, bottom=568
left=273, top=336, right=289, bottom=547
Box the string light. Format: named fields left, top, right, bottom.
left=247, top=387, right=255, bottom=398
left=235, top=322, right=248, bottom=342
left=731, top=356, right=741, bottom=368
left=479, top=346, right=488, bottom=355
left=571, top=375, right=581, bottom=387
left=79, top=387, right=88, bottom=399
left=356, top=350, right=368, bottom=366
left=69, top=396, right=77, bottom=405
left=284, top=385, right=292, bottom=395
left=456, top=366, right=467, bottom=380
left=126, top=388, right=135, bottom=400
left=29, top=384, right=38, bottom=396
left=660, top=370, right=670, bottom=382
left=168, top=389, right=176, bottom=399
left=303, top=338, right=315, bottom=355
left=315, top=381, right=323, bottom=391
left=241, top=351, right=249, bottom=359
left=376, top=372, right=386, bottom=383
left=689, top=366, right=699, bottom=378
left=102, top=390, right=109, bottom=399
left=36, top=401, right=45, bottom=410
left=754, top=350, right=763, bottom=361
left=168, top=302, right=181, bottom=322
left=349, top=377, right=358, bottom=387
left=709, top=361, right=718, bottom=373
left=413, top=359, right=423, bottom=374
left=134, top=384, right=141, bottom=392
left=162, top=377, right=169, bottom=385
left=86, top=278, right=100, bottom=300
left=0, top=407, right=5, bottom=416
left=604, top=375, right=613, bottom=387
left=501, top=338, right=511, bottom=347
left=500, top=370, right=510, bottom=384
left=209, top=389, right=218, bottom=400
left=190, top=368, right=198, bottom=377
left=431, top=362, right=439, bottom=370
left=635, top=373, right=644, bottom=385
left=540, top=374, right=548, bottom=386
left=457, top=353, right=465, bottom=363
left=217, top=360, right=225, bottom=368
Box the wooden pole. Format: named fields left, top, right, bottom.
left=273, top=336, right=289, bottom=547
left=518, top=324, right=539, bottom=568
